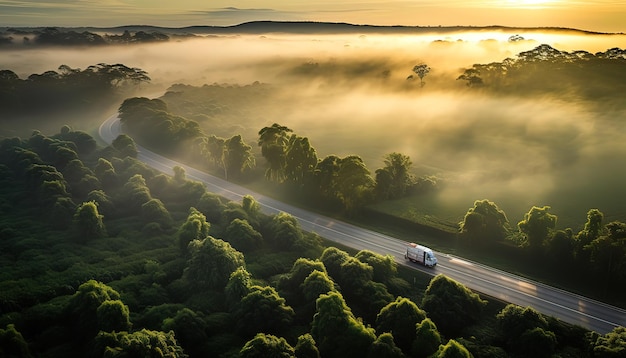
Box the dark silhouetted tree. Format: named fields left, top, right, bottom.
left=0, top=324, right=32, bottom=358
left=518, top=205, right=557, bottom=249
left=432, top=339, right=472, bottom=358
left=240, top=333, right=294, bottom=358
left=73, top=201, right=106, bottom=239
left=412, top=63, right=431, bottom=87
left=295, top=333, right=320, bottom=358
left=368, top=332, right=405, bottom=358
left=258, top=123, right=292, bottom=183
left=375, top=152, right=414, bottom=200
left=412, top=318, right=441, bottom=358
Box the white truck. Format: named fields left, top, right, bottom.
left=405, top=243, right=438, bottom=267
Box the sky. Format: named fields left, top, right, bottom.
left=0, top=0, right=625, bottom=33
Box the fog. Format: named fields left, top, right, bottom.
left=2, top=29, right=626, bottom=227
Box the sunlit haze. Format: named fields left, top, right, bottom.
left=0, top=0, right=624, bottom=33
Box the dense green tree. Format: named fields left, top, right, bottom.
left=86, top=189, right=115, bottom=217
left=223, top=134, right=255, bottom=180
left=185, top=237, right=245, bottom=289
left=240, top=333, right=295, bottom=358
left=96, top=299, right=131, bottom=332
left=223, top=218, right=263, bottom=252
left=141, top=198, right=173, bottom=227
left=73, top=200, right=106, bottom=239
left=235, top=285, right=295, bottom=337
left=546, top=228, right=575, bottom=264
left=66, top=280, right=122, bottom=341
left=432, top=339, right=472, bottom=358
left=592, top=326, right=626, bottom=357
left=311, top=291, right=376, bottom=358
left=496, top=303, right=555, bottom=355
left=225, top=267, right=253, bottom=307
left=302, top=270, right=337, bottom=302
left=177, top=207, right=210, bottom=252
left=94, top=157, right=118, bottom=189
left=421, top=274, right=486, bottom=336
left=241, top=194, right=262, bottom=227
left=195, top=191, right=225, bottom=222
left=111, top=134, right=138, bottom=158
left=49, top=196, right=77, bottom=229
left=319, top=247, right=350, bottom=280
left=459, top=199, right=509, bottom=243
left=92, top=329, right=186, bottom=358
left=518, top=205, right=557, bottom=249
left=0, top=324, right=32, bottom=358
left=267, top=211, right=303, bottom=250
left=374, top=152, right=414, bottom=200
left=284, top=257, right=327, bottom=290
left=516, top=327, right=557, bottom=357
left=162, top=308, right=210, bottom=357
left=368, top=332, right=405, bottom=358
left=376, top=297, right=427, bottom=353
left=258, top=123, right=293, bottom=183
left=335, top=155, right=375, bottom=214
left=295, top=333, right=320, bottom=358
left=586, top=221, right=626, bottom=285
left=121, top=174, right=152, bottom=212
left=285, top=135, right=318, bottom=187
left=338, top=256, right=374, bottom=292
left=355, top=250, right=397, bottom=283
left=412, top=318, right=441, bottom=358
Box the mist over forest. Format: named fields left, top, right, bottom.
left=2, top=28, right=626, bottom=228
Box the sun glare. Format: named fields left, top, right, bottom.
left=505, top=0, right=552, bottom=7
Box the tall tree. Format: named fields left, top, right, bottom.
left=240, top=333, right=295, bottom=358
left=224, top=134, right=255, bottom=180
left=518, top=205, right=557, bottom=249
left=412, top=63, right=431, bottom=87
left=375, top=152, right=414, bottom=200
left=185, top=237, right=245, bottom=289
left=460, top=199, right=509, bottom=243
left=258, top=123, right=292, bottom=183
left=285, top=135, right=318, bottom=187
left=73, top=201, right=106, bottom=239
left=375, top=297, right=427, bottom=353
left=311, top=292, right=376, bottom=358
left=235, top=285, right=295, bottom=337
left=336, top=155, right=375, bottom=215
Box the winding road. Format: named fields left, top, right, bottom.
left=99, top=113, right=626, bottom=334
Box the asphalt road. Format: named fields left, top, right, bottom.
left=99, top=113, right=626, bottom=334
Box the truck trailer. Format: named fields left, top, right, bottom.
left=405, top=243, right=438, bottom=267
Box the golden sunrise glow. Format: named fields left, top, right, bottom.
left=504, top=0, right=554, bottom=8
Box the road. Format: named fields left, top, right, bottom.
left=99, top=113, right=626, bottom=334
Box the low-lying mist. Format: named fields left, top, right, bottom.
left=2, top=29, right=625, bottom=227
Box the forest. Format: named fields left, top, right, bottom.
left=1, top=30, right=626, bottom=356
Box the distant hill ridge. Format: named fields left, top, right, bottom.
left=1, top=20, right=617, bottom=35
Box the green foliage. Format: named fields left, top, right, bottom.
left=335, top=155, right=375, bottom=215
left=162, top=308, right=210, bottom=357
left=240, top=333, right=295, bottom=358
left=375, top=152, right=414, bottom=200
left=195, top=191, right=225, bottom=223
left=141, top=198, right=173, bottom=228
left=96, top=300, right=131, bottom=332
left=177, top=207, right=210, bottom=252
left=66, top=280, right=123, bottom=340
left=376, top=296, right=426, bottom=353
left=368, top=332, right=405, bottom=358
left=433, top=339, right=472, bottom=358
left=412, top=318, right=441, bottom=358
left=92, top=329, right=187, bottom=358
left=518, top=205, right=557, bottom=249
left=258, top=123, right=292, bottom=183
left=593, top=326, right=626, bottom=357
left=111, top=134, right=138, bottom=158
left=459, top=199, right=509, bottom=243
left=184, top=237, right=245, bottom=289
left=311, top=291, right=376, bottom=358
left=73, top=201, right=106, bottom=239
left=294, top=333, right=320, bottom=358
left=225, top=267, right=253, bottom=307
left=235, top=285, right=295, bottom=337
left=267, top=211, right=303, bottom=250
left=301, top=270, right=337, bottom=302
left=319, top=247, right=350, bottom=280
left=355, top=249, right=397, bottom=283
left=496, top=304, right=555, bottom=355
left=0, top=324, right=32, bottom=358
left=422, top=274, right=487, bottom=336
left=224, top=218, right=263, bottom=252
